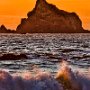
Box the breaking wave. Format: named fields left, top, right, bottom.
left=0, top=61, right=90, bottom=90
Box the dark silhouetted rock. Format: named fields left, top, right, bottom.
left=0, top=53, right=28, bottom=60
left=0, top=25, right=7, bottom=33
left=0, top=25, right=15, bottom=33
left=16, top=0, right=90, bottom=33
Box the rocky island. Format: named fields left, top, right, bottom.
left=0, top=0, right=89, bottom=33
left=16, top=0, right=89, bottom=33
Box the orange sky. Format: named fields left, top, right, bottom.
left=0, top=0, right=90, bottom=30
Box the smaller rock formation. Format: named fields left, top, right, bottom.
left=0, top=25, right=15, bottom=33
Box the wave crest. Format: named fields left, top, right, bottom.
left=0, top=71, right=63, bottom=90
left=0, top=61, right=90, bottom=90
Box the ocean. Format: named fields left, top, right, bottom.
left=0, top=33, right=90, bottom=90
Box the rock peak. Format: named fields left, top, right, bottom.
left=36, top=0, right=47, bottom=4
left=35, top=0, right=47, bottom=9
left=36, top=0, right=47, bottom=5
left=27, top=0, right=48, bottom=17
left=37, top=0, right=46, bottom=2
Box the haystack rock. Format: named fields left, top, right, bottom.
left=16, top=0, right=89, bottom=33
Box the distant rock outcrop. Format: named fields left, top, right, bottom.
left=16, top=0, right=89, bottom=33
left=0, top=53, right=28, bottom=60
left=0, top=25, right=15, bottom=33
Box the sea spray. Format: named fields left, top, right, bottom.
left=0, top=61, right=90, bottom=90
left=56, top=60, right=90, bottom=90
left=0, top=71, right=63, bottom=90
left=56, top=60, right=82, bottom=90
left=0, top=71, right=14, bottom=90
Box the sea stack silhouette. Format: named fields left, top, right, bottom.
left=0, top=25, right=15, bottom=33
left=16, top=0, right=89, bottom=33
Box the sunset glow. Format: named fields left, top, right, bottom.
left=0, top=0, right=90, bottom=30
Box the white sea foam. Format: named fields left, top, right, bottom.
left=56, top=61, right=90, bottom=90
left=0, top=71, right=63, bottom=90
left=0, top=61, right=90, bottom=90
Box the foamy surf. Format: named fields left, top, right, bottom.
left=0, top=61, right=90, bottom=90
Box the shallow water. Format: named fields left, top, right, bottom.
left=0, top=33, right=90, bottom=76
